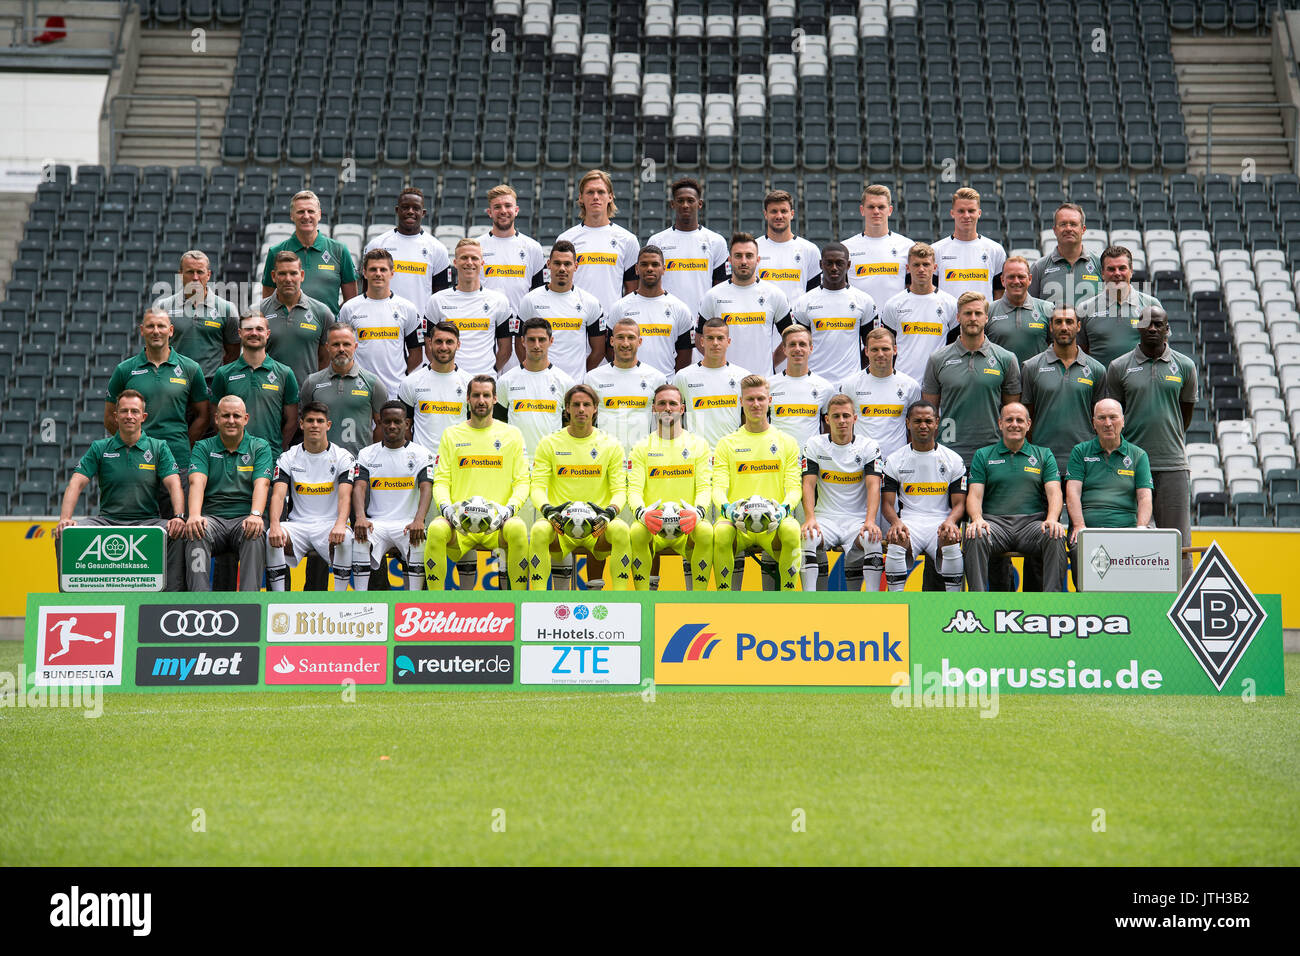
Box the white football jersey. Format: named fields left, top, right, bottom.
left=756, top=234, right=821, bottom=298
left=584, top=361, right=668, bottom=454
left=274, top=442, right=355, bottom=524
left=789, top=285, right=877, bottom=385
left=604, top=291, right=695, bottom=375
left=647, top=225, right=729, bottom=317
left=354, top=440, right=435, bottom=523
left=397, top=365, right=471, bottom=455
left=837, top=369, right=922, bottom=461
left=842, top=230, right=913, bottom=307
left=555, top=222, right=642, bottom=312
left=882, top=443, right=966, bottom=519
left=673, top=361, right=750, bottom=449
left=769, top=370, right=834, bottom=448
left=423, top=287, right=513, bottom=377
left=364, top=229, right=450, bottom=314
left=804, top=433, right=882, bottom=520
left=516, top=285, right=604, bottom=382
left=476, top=231, right=547, bottom=312
left=495, top=363, right=575, bottom=457
left=336, top=292, right=424, bottom=394
left=932, top=234, right=1007, bottom=303
left=698, top=279, right=791, bottom=376
left=878, top=288, right=960, bottom=384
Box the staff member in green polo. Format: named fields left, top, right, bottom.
left=986, top=255, right=1054, bottom=363
left=55, top=389, right=187, bottom=590
left=210, top=310, right=300, bottom=458
left=1028, top=203, right=1102, bottom=309
left=257, top=250, right=336, bottom=390
left=1076, top=245, right=1163, bottom=369
left=1021, top=305, right=1107, bottom=479
left=300, top=323, right=389, bottom=455
left=185, top=395, right=275, bottom=591
left=1103, top=305, right=1197, bottom=581
left=964, top=402, right=1067, bottom=591
left=1066, top=399, right=1154, bottom=583
left=259, top=189, right=358, bottom=315
left=153, top=249, right=241, bottom=380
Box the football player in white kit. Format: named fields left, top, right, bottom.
left=800, top=394, right=884, bottom=591
left=839, top=326, right=922, bottom=461
left=516, top=240, right=605, bottom=380
left=877, top=242, right=960, bottom=384
left=881, top=401, right=967, bottom=592
left=363, top=187, right=451, bottom=314
left=757, top=189, right=822, bottom=298
left=266, top=401, right=355, bottom=591
left=495, top=317, right=574, bottom=458
left=351, top=401, right=435, bottom=590
left=337, top=248, right=424, bottom=394
left=557, top=169, right=641, bottom=319
left=843, top=184, right=912, bottom=307
left=398, top=320, right=472, bottom=456
left=788, top=242, right=877, bottom=386
left=769, top=323, right=833, bottom=448
left=601, top=245, right=695, bottom=373
left=477, top=183, right=547, bottom=311
left=698, top=231, right=790, bottom=376
left=423, top=238, right=515, bottom=377
left=674, top=318, right=750, bottom=450
left=583, top=316, right=668, bottom=454
left=647, top=176, right=729, bottom=319
left=932, top=187, right=1007, bottom=304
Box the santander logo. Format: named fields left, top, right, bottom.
left=393, top=603, right=516, bottom=641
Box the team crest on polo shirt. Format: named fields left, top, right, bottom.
left=681, top=447, right=690, bottom=459
left=174, top=365, right=183, bottom=377
left=769, top=442, right=777, bottom=454
left=590, top=448, right=598, bottom=459
left=1123, top=455, right=1133, bottom=468
left=987, top=355, right=996, bottom=367
left=268, top=371, right=277, bottom=383
left=322, top=251, right=332, bottom=264
left=1028, top=454, right=1038, bottom=466
left=241, top=452, right=250, bottom=464
left=493, top=438, right=501, bottom=450
left=143, top=449, right=152, bottom=463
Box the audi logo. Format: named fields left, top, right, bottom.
left=159, top=609, right=240, bottom=637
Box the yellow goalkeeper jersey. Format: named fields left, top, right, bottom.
left=434, top=419, right=530, bottom=510
left=530, top=427, right=627, bottom=511
left=627, top=430, right=712, bottom=511
left=711, top=425, right=802, bottom=509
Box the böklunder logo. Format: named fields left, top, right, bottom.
left=393, top=603, right=515, bottom=641
left=264, top=646, right=388, bottom=684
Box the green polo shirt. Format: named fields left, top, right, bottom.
left=300, top=364, right=389, bottom=455
left=260, top=232, right=358, bottom=314
left=1067, top=437, right=1154, bottom=529
left=155, top=289, right=240, bottom=380
left=1076, top=288, right=1163, bottom=369
left=256, top=292, right=334, bottom=392
left=74, top=433, right=178, bottom=521
left=969, top=439, right=1059, bottom=516
left=210, top=353, right=301, bottom=458
left=921, top=338, right=1022, bottom=463
left=1104, top=345, right=1198, bottom=471
left=985, top=294, right=1053, bottom=364
left=1028, top=247, right=1102, bottom=310
left=1020, top=346, right=1107, bottom=479
left=106, top=348, right=209, bottom=470
left=191, top=433, right=275, bottom=519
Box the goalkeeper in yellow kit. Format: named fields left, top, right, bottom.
left=427, top=374, right=531, bottom=590
left=712, top=374, right=804, bottom=590
left=627, top=383, right=714, bottom=590
left=529, top=384, right=632, bottom=590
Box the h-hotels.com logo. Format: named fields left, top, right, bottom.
left=1167, top=542, right=1266, bottom=691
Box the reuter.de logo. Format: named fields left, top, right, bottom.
left=1168, top=542, right=1266, bottom=690
left=393, top=603, right=515, bottom=641
left=35, top=606, right=124, bottom=686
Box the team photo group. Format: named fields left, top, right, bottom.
left=57, top=166, right=1195, bottom=593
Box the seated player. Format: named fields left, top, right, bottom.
left=712, top=375, right=803, bottom=591
left=265, top=401, right=355, bottom=592
left=528, top=384, right=631, bottom=590
left=881, top=401, right=967, bottom=591
left=426, top=375, right=531, bottom=591
left=351, top=401, right=434, bottom=590
left=627, top=384, right=714, bottom=590
left=800, top=394, right=884, bottom=591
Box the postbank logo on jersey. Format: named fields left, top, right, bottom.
left=393, top=260, right=427, bottom=275
left=418, top=400, right=463, bottom=415
left=860, top=404, right=904, bottom=417
left=944, top=269, right=989, bottom=282
left=358, top=327, right=400, bottom=340
left=814, top=317, right=856, bottom=331
left=648, top=465, right=694, bottom=478
left=638, top=323, right=671, bottom=336
left=577, top=253, right=618, bottom=266
left=604, top=396, right=648, bottom=408
left=856, top=262, right=900, bottom=276
left=820, top=469, right=864, bottom=484
left=736, top=460, right=779, bottom=473
left=557, top=465, right=603, bottom=477
left=454, top=316, right=491, bottom=332
left=371, top=476, right=416, bottom=490
left=458, top=455, right=503, bottom=468
left=693, top=395, right=738, bottom=409
left=721, top=311, right=767, bottom=326
left=759, top=269, right=801, bottom=282
left=295, top=481, right=334, bottom=496
left=774, top=404, right=819, bottom=417
left=548, top=316, right=583, bottom=331
left=903, top=481, right=948, bottom=496
left=484, top=264, right=527, bottom=278
left=901, top=321, right=944, bottom=336
left=666, top=259, right=708, bottom=272
left=513, top=399, right=558, bottom=413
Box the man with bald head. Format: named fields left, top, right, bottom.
left=185, top=395, right=275, bottom=590
left=963, top=402, right=1067, bottom=591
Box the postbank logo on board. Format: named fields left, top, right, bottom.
left=654, top=603, right=909, bottom=686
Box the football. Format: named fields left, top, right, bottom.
left=560, top=501, right=600, bottom=538
left=657, top=500, right=683, bottom=540
left=459, top=496, right=496, bottom=534
left=741, top=495, right=781, bottom=533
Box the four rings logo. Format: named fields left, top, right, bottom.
left=137, top=603, right=261, bottom=643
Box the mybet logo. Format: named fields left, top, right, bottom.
left=50, top=886, right=151, bottom=936
left=77, top=533, right=149, bottom=563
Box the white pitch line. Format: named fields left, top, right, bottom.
left=72, top=690, right=645, bottom=717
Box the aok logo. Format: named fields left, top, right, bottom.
left=77, top=533, right=148, bottom=563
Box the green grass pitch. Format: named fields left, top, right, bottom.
left=2, top=642, right=1296, bottom=866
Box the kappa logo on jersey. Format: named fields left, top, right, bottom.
left=759, top=269, right=801, bottom=281
left=856, top=263, right=900, bottom=276
left=458, top=455, right=503, bottom=468
left=483, top=264, right=526, bottom=277
left=1167, top=543, right=1267, bottom=691
left=576, top=252, right=618, bottom=265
